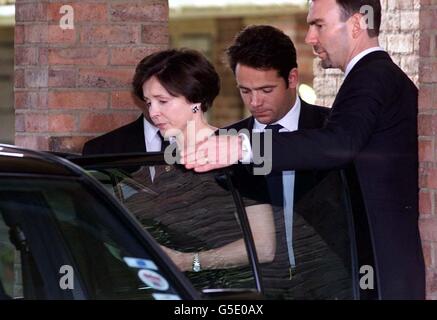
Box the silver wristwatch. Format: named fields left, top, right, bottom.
left=192, top=252, right=201, bottom=272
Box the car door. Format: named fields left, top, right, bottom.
left=68, top=152, right=377, bottom=300
left=0, top=149, right=199, bottom=300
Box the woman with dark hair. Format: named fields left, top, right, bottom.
left=126, top=49, right=275, bottom=287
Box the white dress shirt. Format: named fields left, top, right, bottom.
left=344, top=47, right=385, bottom=78
left=253, top=97, right=302, bottom=268
left=143, top=117, right=162, bottom=152
left=143, top=117, right=162, bottom=181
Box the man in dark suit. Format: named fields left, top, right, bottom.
left=224, top=25, right=355, bottom=299
left=184, top=0, right=425, bottom=299
left=82, top=111, right=165, bottom=155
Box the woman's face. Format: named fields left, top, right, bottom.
left=142, top=76, right=195, bottom=137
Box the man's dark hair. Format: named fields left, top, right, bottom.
left=336, top=0, right=381, bottom=37
left=226, top=25, right=297, bottom=87
left=132, top=49, right=220, bottom=112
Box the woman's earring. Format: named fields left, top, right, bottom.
left=192, top=104, right=200, bottom=113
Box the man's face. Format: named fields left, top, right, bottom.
left=235, top=64, right=297, bottom=125
left=305, top=0, right=351, bottom=71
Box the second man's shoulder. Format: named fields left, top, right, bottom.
left=302, top=101, right=330, bottom=115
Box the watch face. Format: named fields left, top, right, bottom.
left=193, top=253, right=201, bottom=272
left=193, top=263, right=201, bottom=272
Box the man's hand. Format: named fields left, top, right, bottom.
left=181, top=135, right=243, bottom=172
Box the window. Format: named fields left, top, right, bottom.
left=86, top=164, right=260, bottom=293
left=0, top=177, right=183, bottom=300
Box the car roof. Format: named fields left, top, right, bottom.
left=0, top=144, right=81, bottom=177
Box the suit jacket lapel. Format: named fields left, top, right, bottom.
left=295, top=100, right=323, bottom=202
left=129, top=115, right=171, bottom=153
left=130, top=116, right=148, bottom=152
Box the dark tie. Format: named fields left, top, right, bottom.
left=265, top=124, right=283, bottom=133
left=157, top=130, right=170, bottom=151
left=265, top=124, right=284, bottom=206
left=153, top=131, right=171, bottom=183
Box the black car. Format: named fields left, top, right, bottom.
left=0, top=144, right=377, bottom=300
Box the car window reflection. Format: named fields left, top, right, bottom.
left=88, top=164, right=260, bottom=292
left=0, top=177, right=183, bottom=300
left=260, top=170, right=354, bottom=299
left=82, top=157, right=365, bottom=300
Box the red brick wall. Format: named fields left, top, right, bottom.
left=14, top=0, right=169, bottom=153
left=418, top=0, right=437, bottom=300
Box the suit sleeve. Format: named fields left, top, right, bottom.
left=82, top=139, right=103, bottom=155
left=257, top=71, right=389, bottom=172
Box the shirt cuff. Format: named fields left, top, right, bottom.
left=238, top=133, right=252, bottom=164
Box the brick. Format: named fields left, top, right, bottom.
left=420, top=217, right=437, bottom=242
left=422, top=241, right=433, bottom=268
left=15, top=91, right=48, bottom=109
left=419, top=166, right=428, bottom=189
left=429, top=270, right=437, bottom=297
left=420, top=8, right=437, bottom=30
left=418, top=114, right=435, bottom=136
left=400, top=11, right=419, bottom=30
left=77, top=68, right=133, bottom=88
left=79, top=112, right=138, bottom=133
left=24, top=24, right=48, bottom=43
left=396, top=0, right=415, bottom=10
left=48, top=91, right=109, bottom=109
left=111, top=90, right=143, bottom=110
left=48, top=136, right=89, bottom=154
left=15, top=25, right=24, bottom=45
left=48, top=3, right=108, bottom=23
left=425, top=167, right=437, bottom=189
left=14, top=69, right=25, bottom=89
left=110, top=2, right=168, bottom=23
left=24, top=68, right=48, bottom=88
left=387, top=34, right=414, bottom=54
left=16, top=2, right=48, bottom=22
left=49, top=47, right=108, bottom=66
left=15, top=114, right=25, bottom=132
left=419, top=85, right=435, bottom=110
left=39, top=47, right=49, bottom=65
left=420, top=190, right=433, bottom=216
left=48, top=25, right=76, bottom=44
left=20, top=113, right=49, bottom=133
left=15, top=135, right=49, bottom=151
left=142, top=24, right=169, bottom=44
left=419, top=138, right=435, bottom=162
left=420, top=62, right=437, bottom=83
left=381, top=13, right=400, bottom=32
left=429, top=266, right=437, bottom=291
left=413, top=31, right=420, bottom=54
left=110, top=46, right=166, bottom=66
left=48, top=114, right=77, bottom=133
left=434, top=34, right=437, bottom=60
left=48, top=68, right=76, bottom=88
left=419, top=33, right=431, bottom=57
left=15, top=47, right=38, bottom=66
left=400, top=55, right=419, bottom=76
left=80, top=25, right=140, bottom=45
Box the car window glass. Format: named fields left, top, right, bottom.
left=81, top=157, right=367, bottom=300
left=0, top=177, right=183, bottom=300
left=257, top=170, right=355, bottom=299
left=86, top=164, right=261, bottom=292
